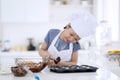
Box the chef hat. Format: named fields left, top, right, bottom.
left=70, top=10, right=98, bottom=38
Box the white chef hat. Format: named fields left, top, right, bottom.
left=70, top=10, right=98, bottom=38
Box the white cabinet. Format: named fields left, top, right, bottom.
left=25, top=0, right=49, bottom=23
left=1, top=0, right=25, bottom=23
left=49, top=0, right=96, bottom=22
left=1, top=0, right=49, bottom=23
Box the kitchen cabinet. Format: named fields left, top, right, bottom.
left=49, top=0, right=97, bottom=22
left=1, top=0, right=25, bottom=23
left=1, top=0, right=49, bottom=23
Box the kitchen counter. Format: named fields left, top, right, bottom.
left=96, top=41, right=120, bottom=77
left=78, top=41, right=120, bottom=77
left=0, top=51, right=42, bottom=73
left=0, top=67, right=120, bottom=80
left=0, top=41, right=120, bottom=80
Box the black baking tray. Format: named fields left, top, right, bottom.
left=49, top=65, right=98, bottom=73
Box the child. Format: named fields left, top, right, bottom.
left=39, top=10, right=97, bottom=66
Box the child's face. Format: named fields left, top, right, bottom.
left=62, top=24, right=80, bottom=43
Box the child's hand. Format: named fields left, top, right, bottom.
left=47, top=60, right=57, bottom=66
left=43, top=53, right=51, bottom=59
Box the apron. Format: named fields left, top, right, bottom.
left=48, top=31, right=73, bottom=61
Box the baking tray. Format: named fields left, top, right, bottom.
left=49, top=65, right=98, bottom=73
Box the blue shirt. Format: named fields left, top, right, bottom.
left=44, top=29, right=81, bottom=53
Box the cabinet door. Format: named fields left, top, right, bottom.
left=1, top=0, right=49, bottom=23
left=25, top=0, right=49, bottom=23
left=1, top=0, right=25, bottom=23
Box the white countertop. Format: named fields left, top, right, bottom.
left=0, top=51, right=42, bottom=73
left=95, top=42, right=120, bottom=77
left=0, top=67, right=120, bottom=80
left=0, top=42, right=120, bottom=80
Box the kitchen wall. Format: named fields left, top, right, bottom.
left=105, top=0, right=119, bottom=41
left=96, top=0, right=119, bottom=42
left=0, top=0, right=2, bottom=50
left=0, top=0, right=2, bottom=41
left=119, top=0, right=120, bottom=40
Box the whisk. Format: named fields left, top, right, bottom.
left=15, top=58, right=40, bottom=80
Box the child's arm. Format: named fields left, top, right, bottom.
left=39, top=41, right=51, bottom=59
left=47, top=51, right=78, bottom=66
